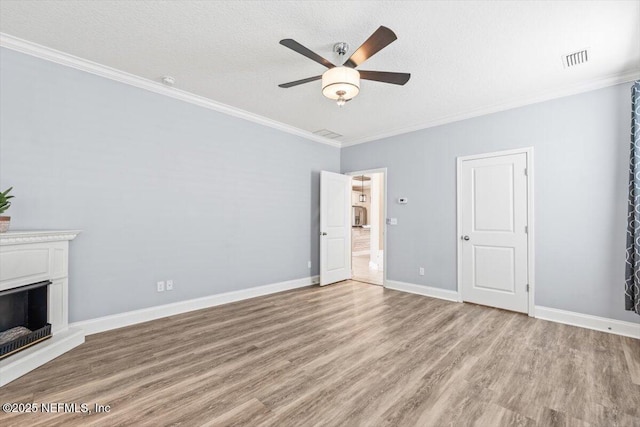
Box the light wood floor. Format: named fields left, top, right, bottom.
left=1, top=281, right=639, bottom=427
left=352, top=254, right=383, bottom=285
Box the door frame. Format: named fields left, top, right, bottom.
left=456, top=148, right=535, bottom=317
left=345, top=168, right=388, bottom=287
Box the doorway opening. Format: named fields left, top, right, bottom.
left=349, top=171, right=385, bottom=286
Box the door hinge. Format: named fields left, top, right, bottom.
left=525, top=225, right=528, bottom=234
left=526, top=284, right=530, bottom=292
left=524, top=168, right=528, bottom=176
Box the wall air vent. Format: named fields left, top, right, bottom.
left=313, top=129, right=342, bottom=139
left=563, top=48, right=589, bottom=68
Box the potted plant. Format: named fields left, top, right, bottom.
left=0, top=187, right=14, bottom=233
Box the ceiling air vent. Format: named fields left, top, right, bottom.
left=563, top=48, right=589, bottom=68
left=313, top=129, right=342, bottom=139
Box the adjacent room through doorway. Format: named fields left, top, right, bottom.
left=350, top=172, right=384, bottom=285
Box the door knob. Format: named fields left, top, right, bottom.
left=462, top=235, right=470, bottom=241
left=321, top=232, right=327, bottom=236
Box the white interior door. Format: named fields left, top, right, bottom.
left=459, top=152, right=529, bottom=313
left=320, top=171, right=352, bottom=286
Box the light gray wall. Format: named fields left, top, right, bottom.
left=0, top=48, right=340, bottom=322
left=342, top=82, right=639, bottom=323
left=2, top=47, right=637, bottom=325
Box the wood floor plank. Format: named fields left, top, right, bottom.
left=266, top=308, right=484, bottom=425
left=536, top=407, right=594, bottom=427
left=621, top=335, right=640, bottom=386
left=201, top=398, right=271, bottom=427
left=473, top=403, right=536, bottom=427
left=255, top=297, right=471, bottom=419
left=320, top=310, right=500, bottom=427
left=0, top=280, right=638, bottom=427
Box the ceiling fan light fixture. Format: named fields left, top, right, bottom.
left=322, top=66, right=360, bottom=103
left=278, top=27, right=409, bottom=105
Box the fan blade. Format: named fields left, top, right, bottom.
left=358, top=71, right=411, bottom=85
left=278, top=75, right=322, bottom=88
left=343, top=26, right=397, bottom=68
left=280, top=39, right=336, bottom=69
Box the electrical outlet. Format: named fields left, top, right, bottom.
left=157, top=281, right=165, bottom=292
left=166, top=280, right=174, bottom=291
left=419, top=267, right=425, bottom=276
left=308, top=261, right=312, bottom=269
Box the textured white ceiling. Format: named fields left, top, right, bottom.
left=1, top=1, right=639, bottom=145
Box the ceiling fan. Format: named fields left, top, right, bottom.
left=278, top=26, right=411, bottom=107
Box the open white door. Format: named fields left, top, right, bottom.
left=320, top=171, right=352, bottom=286
left=459, top=151, right=530, bottom=313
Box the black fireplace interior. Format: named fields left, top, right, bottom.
left=0, top=280, right=52, bottom=359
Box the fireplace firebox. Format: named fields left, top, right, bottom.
left=0, top=280, right=52, bottom=360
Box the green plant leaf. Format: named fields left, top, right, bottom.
left=0, top=187, right=13, bottom=214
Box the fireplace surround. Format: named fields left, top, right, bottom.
left=0, top=230, right=84, bottom=386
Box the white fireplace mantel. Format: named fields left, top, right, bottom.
left=0, top=229, right=84, bottom=386
left=0, top=230, right=83, bottom=246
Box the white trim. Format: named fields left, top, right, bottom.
left=341, top=69, right=640, bottom=147
left=71, top=275, right=319, bottom=335
left=0, top=229, right=81, bottom=245
left=456, top=147, right=535, bottom=316
left=0, top=33, right=339, bottom=148
left=4, top=34, right=636, bottom=149
left=535, top=306, right=640, bottom=339
left=372, top=280, right=639, bottom=339
left=385, top=280, right=461, bottom=303
left=526, top=150, right=536, bottom=316
left=345, top=168, right=388, bottom=287
left=0, top=328, right=85, bottom=387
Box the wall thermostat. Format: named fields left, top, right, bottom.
left=398, top=197, right=408, bottom=204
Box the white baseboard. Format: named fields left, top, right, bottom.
left=384, top=282, right=639, bottom=339
left=385, top=280, right=461, bottom=303
left=70, top=275, right=638, bottom=341
left=71, top=276, right=319, bottom=336
left=535, top=306, right=640, bottom=339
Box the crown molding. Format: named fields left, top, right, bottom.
left=0, top=33, right=340, bottom=148
left=341, top=69, right=640, bottom=147
left=3, top=33, right=638, bottom=150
